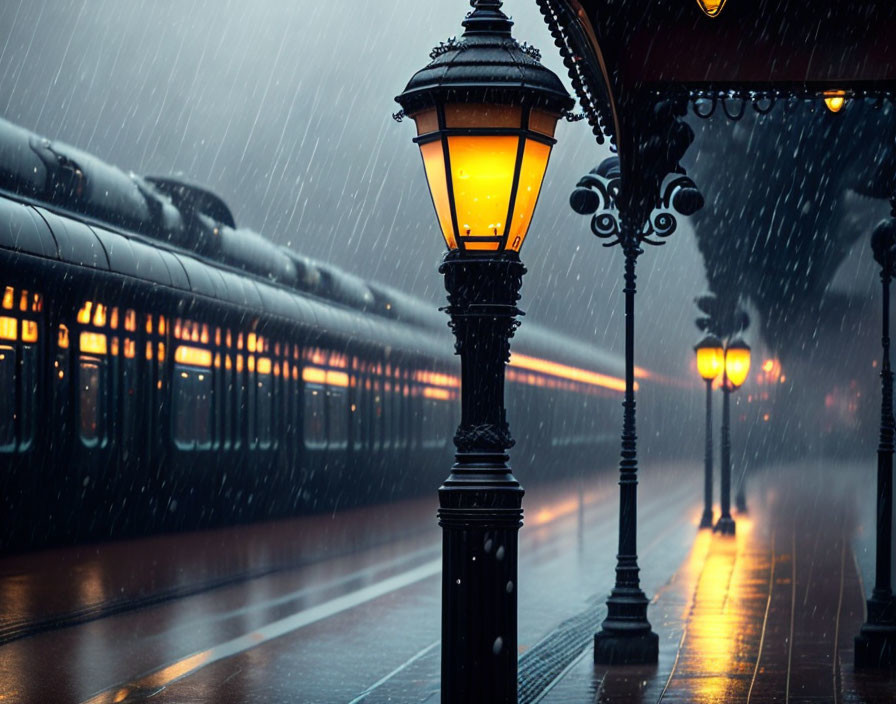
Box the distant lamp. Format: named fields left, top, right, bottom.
left=696, top=0, right=727, bottom=17
left=396, top=2, right=572, bottom=253
left=824, top=90, right=847, bottom=113
left=725, top=338, right=751, bottom=389
left=695, top=334, right=724, bottom=381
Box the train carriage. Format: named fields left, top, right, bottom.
left=0, top=116, right=650, bottom=551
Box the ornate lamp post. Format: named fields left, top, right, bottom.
left=695, top=334, right=724, bottom=528
left=715, top=338, right=750, bottom=536
left=570, top=156, right=702, bottom=664
left=855, top=204, right=896, bottom=669
left=395, top=2, right=573, bottom=700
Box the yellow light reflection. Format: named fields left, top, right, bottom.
left=257, top=357, right=272, bottom=375
left=674, top=517, right=757, bottom=702
left=1, top=286, right=13, bottom=310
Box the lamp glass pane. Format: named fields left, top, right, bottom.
left=696, top=345, right=724, bottom=380
left=419, top=140, right=458, bottom=249
left=725, top=347, right=751, bottom=388
left=696, top=0, right=726, bottom=17
left=507, top=138, right=552, bottom=252
left=447, top=135, right=519, bottom=240
left=444, top=104, right=522, bottom=129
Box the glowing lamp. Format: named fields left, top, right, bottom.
left=694, top=334, right=724, bottom=381
left=395, top=1, right=573, bottom=253
left=724, top=338, right=751, bottom=389
left=696, top=0, right=727, bottom=18
left=824, top=90, right=846, bottom=113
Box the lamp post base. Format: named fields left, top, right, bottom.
left=855, top=595, right=896, bottom=669
left=699, top=509, right=714, bottom=529
left=594, top=590, right=659, bottom=665
left=714, top=516, right=736, bottom=535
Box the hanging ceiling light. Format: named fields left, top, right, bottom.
left=696, top=0, right=727, bottom=18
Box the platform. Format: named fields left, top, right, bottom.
left=0, top=461, right=893, bottom=703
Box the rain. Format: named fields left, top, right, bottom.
left=0, top=0, right=893, bottom=701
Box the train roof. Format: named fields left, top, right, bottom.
left=0, top=115, right=633, bottom=382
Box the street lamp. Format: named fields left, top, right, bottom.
left=396, top=2, right=573, bottom=701
left=695, top=334, right=724, bottom=528
left=570, top=155, right=702, bottom=664
left=855, top=209, right=896, bottom=669
left=715, top=337, right=750, bottom=535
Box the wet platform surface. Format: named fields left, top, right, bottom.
left=0, top=460, right=894, bottom=703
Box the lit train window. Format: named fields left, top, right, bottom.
left=304, top=384, right=326, bottom=450
left=0, top=346, right=14, bottom=451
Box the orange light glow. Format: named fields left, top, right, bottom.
left=110, top=307, right=119, bottom=330
left=77, top=301, right=93, bottom=325
left=824, top=90, right=846, bottom=113
left=696, top=0, right=726, bottom=17
left=247, top=333, right=257, bottom=353
left=80, top=331, right=108, bottom=355
left=509, top=352, right=628, bottom=392
left=110, top=337, right=119, bottom=356
left=302, top=366, right=349, bottom=387
left=124, top=339, right=135, bottom=359
left=58, top=324, right=70, bottom=349
left=2, top=286, right=13, bottom=310
left=18, top=290, right=28, bottom=312
left=257, top=357, right=272, bottom=375
left=124, top=309, right=137, bottom=332
left=0, top=316, right=17, bottom=341
left=21, top=320, right=38, bottom=343
left=175, top=345, right=213, bottom=367
left=93, top=303, right=106, bottom=327
left=423, top=386, right=453, bottom=400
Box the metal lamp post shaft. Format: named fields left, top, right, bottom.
left=874, top=264, right=894, bottom=605
left=700, top=378, right=714, bottom=528
left=593, top=224, right=658, bottom=665
left=438, top=250, right=525, bottom=703
left=715, top=365, right=736, bottom=536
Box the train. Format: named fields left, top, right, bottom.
left=0, top=116, right=688, bottom=552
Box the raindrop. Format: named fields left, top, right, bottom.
left=506, top=581, right=514, bottom=593
left=492, top=637, right=503, bottom=655
left=496, top=546, right=505, bottom=560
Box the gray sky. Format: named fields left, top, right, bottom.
left=0, top=0, right=710, bottom=377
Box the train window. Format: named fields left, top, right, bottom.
left=372, top=382, right=383, bottom=452
left=172, top=364, right=212, bottom=450
left=328, top=388, right=348, bottom=450
left=304, top=384, right=326, bottom=450
left=19, top=345, right=36, bottom=451
left=0, top=346, right=14, bottom=451
left=79, top=358, right=105, bottom=447
left=255, top=358, right=273, bottom=449
left=121, top=356, right=137, bottom=460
